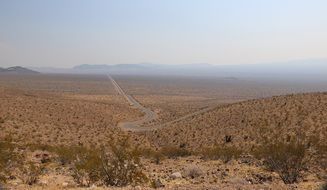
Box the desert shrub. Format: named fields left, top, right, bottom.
left=315, top=144, right=327, bottom=169
left=183, top=165, right=203, bottom=179
left=201, top=145, right=242, bottom=163
left=1, top=140, right=46, bottom=186
left=0, top=117, right=4, bottom=124
left=321, top=181, right=327, bottom=190
left=100, top=138, right=148, bottom=187
left=150, top=178, right=164, bottom=188
left=0, top=140, right=16, bottom=183
left=137, top=148, right=164, bottom=164
left=20, top=163, right=42, bottom=185
left=27, top=144, right=101, bottom=186
left=54, top=146, right=89, bottom=166
left=71, top=148, right=102, bottom=187
left=254, top=141, right=307, bottom=184
left=69, top=138, right=147, bottom=187
left=160, top=146, right=191, bottom=158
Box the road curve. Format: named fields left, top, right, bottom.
left=108, top=74, right=219, bottom=132
left=108, top=75, right=158, bottom=131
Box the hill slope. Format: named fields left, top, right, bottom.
left=146, top=92, right=327, bottom=149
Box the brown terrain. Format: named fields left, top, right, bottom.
left=146, top=92, right=327, bottom=149
left=0, top=74, right=326, bottom=190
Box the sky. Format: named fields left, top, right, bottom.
left=0, top=0, right=327, bottom=68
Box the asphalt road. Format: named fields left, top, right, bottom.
left=108, top=74, right=218, bottom=132
left=108, top=75, right=158, bottom=131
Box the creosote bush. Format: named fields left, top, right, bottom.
left=52, top=138, right=148, bottom=187
left=254, top=140, right=307, bottom=184
left=100, top=138, right=148, bottom=186
left=71, top=148, right=102, bottom=186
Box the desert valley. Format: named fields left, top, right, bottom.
left=1, top=1, right=327, bottom=189
left=0, top=70, right=326, bottom=190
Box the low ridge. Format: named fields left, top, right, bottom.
left=0, top=66, right=39, bottom=74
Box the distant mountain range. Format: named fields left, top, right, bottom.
left=70, top=59, right=327, bottom=78
left=71, top=63, right=226, bottom=76
left=73, top=63, right=153, bottom=70
left=25, top=59, right=327, bottom=80
left=0, top=66, right=39, bottom=74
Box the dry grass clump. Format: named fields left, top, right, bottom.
left=137, top=146, right=192, bottom=163
left=254, top=140, right=307, bottom=184
left=316, top=145, right=327, bottom=169
left=54, top=146, right=91, bottom=166
left=20, top=162, right=42, bottom=185
left=0, top=139, right=42, bottom=186
left=136, top=148, right=165, bottom=164
left=0, top=136, right=25, bottom=185
left=183, top=165, right=203, bottom=179
left=201, top=145, right=243, bottom=163
left=307, top=135, right=327, bottom=170
left=160, top=146, right=192, bottom=159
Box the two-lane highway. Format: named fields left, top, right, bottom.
left=108, top=75, right=158, bottom=131
left=108, top=74, right=219, bottom=132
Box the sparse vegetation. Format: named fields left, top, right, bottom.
left=52, top=138, right=148, bottom=187
left=100, top=138, right=148, bottom=186
left=137, top=148, right=165, bottom=164
left=0, top=140, right=16, bottom=183
left=160, top=146, right=192, bottom=158
left=254, top=140, right=307, bottom=184
left=0, top=74, right=326, bottom=189
left=20, top=163, right=42, bottom=185
left=138, top=146, right=193, bottom=162
left=0, top=117, right=4, bottom=124
left=55, top=146, right=90, bottom=166
left=71, top=147, right=102, bottom=187
left=321, top=181, right=327, bottom=190
left=201, top=145, right=243, bottom=163
left=183, top=165, right=203, bottom=179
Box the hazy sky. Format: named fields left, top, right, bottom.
left=0, top=0, right=327, bottom=68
